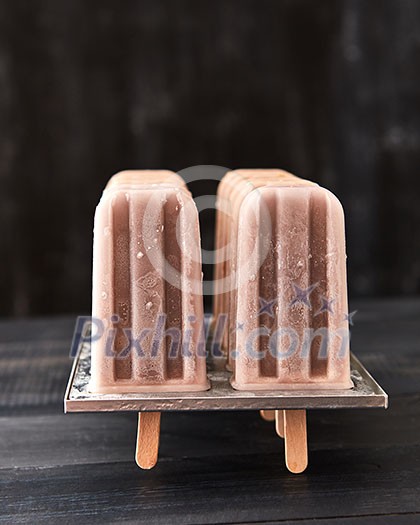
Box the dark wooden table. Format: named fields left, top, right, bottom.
left=1, top=298, right=419, bottom=524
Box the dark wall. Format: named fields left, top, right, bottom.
left=1, top=0, right=420, bottom=317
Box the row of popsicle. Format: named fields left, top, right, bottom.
left=90, top=169, right=352, bottom=393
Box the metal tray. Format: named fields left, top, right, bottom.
left=64, top=341, right=388, bottom=412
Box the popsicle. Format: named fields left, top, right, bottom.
left=213, top=169, right=352, bottom=391
left=90, top=170, right=209, bottom=394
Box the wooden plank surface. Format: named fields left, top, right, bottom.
left=0, top=298, right=419, bottom=523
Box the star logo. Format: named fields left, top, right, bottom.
left=230, top=322, right=244, bottom=334
left=344, top=310, right=357, bottom=326
left=315, top=296, right=335, bottom=316
left=289, top=282, right=318, bottom=309
left=258, top=297, right=277, bottom=317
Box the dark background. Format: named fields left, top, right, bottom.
left=1, top=0, right=420, bottom=317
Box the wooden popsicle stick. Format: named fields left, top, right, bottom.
left=135, top=411, right=161, bottom=469
left=275, top=409, right=284, bottom=438
left=284, top=409, right=308, bottom=474
left=260, top=410, right=275, bottom=421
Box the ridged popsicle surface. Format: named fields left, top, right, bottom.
left=214, top=169, right=352, bottom=390
left=91, top=171, right=208, bottom=393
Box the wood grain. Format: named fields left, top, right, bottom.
left=275, top=409, right=284, bottom=438
left=0, top=299, right=419, bottom=523
left=136, top=411, right=161, bottom=469
left=284, top=410, right=308, bottom=474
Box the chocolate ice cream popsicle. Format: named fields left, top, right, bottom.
left=90, top=170, right=209, bottom=394
left=214, top=169, right=352, bottom=391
